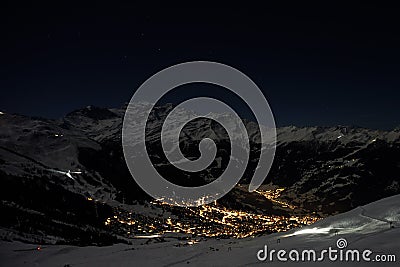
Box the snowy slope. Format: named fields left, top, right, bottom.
left=1, top=194, right=398, bottom=266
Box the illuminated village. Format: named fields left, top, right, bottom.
left=101, top=188, right=321, bottom=239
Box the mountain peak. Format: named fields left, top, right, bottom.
left=66, top=106, right=119, bottom=120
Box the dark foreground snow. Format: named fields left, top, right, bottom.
left=1, top=195, right=399, bottom=266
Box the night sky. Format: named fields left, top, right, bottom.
left=2, top=2, right=400, bottom=129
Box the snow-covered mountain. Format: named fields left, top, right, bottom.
left=273, top=125, right=400, bottom=215
left=0, top=103, right=399, bottom=244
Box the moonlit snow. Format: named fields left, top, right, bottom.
left=1, top=194, right=398, bottom=266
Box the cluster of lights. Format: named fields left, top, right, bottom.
left=254, top=188, right=296, bottom=209
left=102, top=188, right=320, bottom=239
